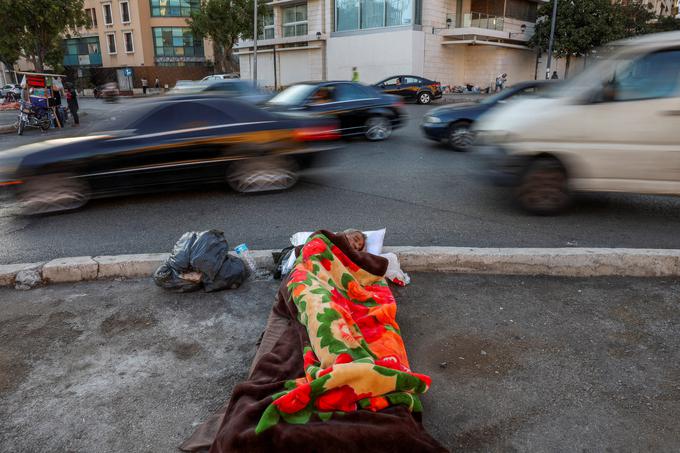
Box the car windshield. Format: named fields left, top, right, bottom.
left=268, top=84, right=317, bottom=106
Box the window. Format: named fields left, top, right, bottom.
left=103, top=3, right=113, bottom=25
left=259, top=7, right=275, bottom=40
left=150, top=0, right=201, bottom=17
left=283, top=4, right=308, bottom=37
left=337, top=0, right=412, bottom=31
left=505, top=0, right=537, bottom=22
left=153, top=27, right=205, bottom=65
left=336, top=83, right=370, bottom=101
left=381, top=76, right=401, bottom=86
left=106, top=33, right=116, bottom=54
left=120, top=1, right=131, bottom=23
left=136, top=103, right=232, bottom=133
left=86, top=8, right=97, bottom=27
left=612, top=50, right=680, bottom=102
left=403, top=76, right=421, bottom=84
left=124, top=32, right=134, bottom=52
left=62, top=36, right=102, bottom=66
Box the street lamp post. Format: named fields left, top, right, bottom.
left=545, top=0, right=558, bottom=79
left=253, top=0, right=258, bottom=84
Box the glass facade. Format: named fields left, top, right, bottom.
left=153, top=27, right=205, bottom=66
left=63, top=36, right=102, bottom=66
left=283, top=4, right=308, bottom=37
left=336, top=0, right=413, bottom=31
left=150, top=0, right=201, bottom=17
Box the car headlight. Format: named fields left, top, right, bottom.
left=423, top=115, right=442, bottom=124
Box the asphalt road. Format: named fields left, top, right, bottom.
left=1, top=100, right=680, bottom=264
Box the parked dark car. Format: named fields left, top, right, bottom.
left=0, top=96, right=340, bottom=214
left=265, top=81, right=405, bottom=141
left=421, top=80, right=557, bottom=151
left=374, top=75, right=442, bottom=104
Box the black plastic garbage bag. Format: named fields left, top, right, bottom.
left=153, top=230, right=248, bottom=292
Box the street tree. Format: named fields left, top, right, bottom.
left=189, top=0, right=266, bottom=74
left=530, top=0, right=658, bottom=78
left=0, top=0, right=88, bottom=72
left=530, top=0, right=621, bottom=78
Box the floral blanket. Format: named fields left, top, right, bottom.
left=255, top=232, right=432, bottom=433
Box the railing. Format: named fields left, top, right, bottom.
left=462, top=12, right=505, bottom=31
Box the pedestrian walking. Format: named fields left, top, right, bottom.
left=66, top=83, right=79, bottom=126
left=141, top=77, right=148, bottom=95
left=351, top=67, right=359, bottom=82
left=495, top=73, right=507, bottom=92
left=550, top=71, right=559, bottom=80
left=154, top=77, right=160, bottom=92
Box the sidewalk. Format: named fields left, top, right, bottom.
left=1, top=273, right=678, bottom=451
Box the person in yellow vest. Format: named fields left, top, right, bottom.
left=351, top=67, right=359, bottom=82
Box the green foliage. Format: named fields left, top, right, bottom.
left=653, top=16, right=680, bottom=32
left=189, top=0, right=267, bottom=73
left=0, top=0, right=88, bottom=71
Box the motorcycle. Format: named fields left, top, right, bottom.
left=16, top=100, right=51, bottom=136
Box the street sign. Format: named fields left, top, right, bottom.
left=123, top=67, right=133, bottom=77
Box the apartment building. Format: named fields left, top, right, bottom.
left=62, top=0, right=213, bottom=89
left=237, top=0, right=547, bottom=89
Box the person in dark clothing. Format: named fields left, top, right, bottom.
left=551, top=71, right=559, bottom=80
left=66, top=84, right=79, bottom=126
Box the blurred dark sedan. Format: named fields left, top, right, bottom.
left=421, top=80, right=557, bottom=151
left=374, top=75, right=442, bottom=104
left=266, top=81, right=405, bottom=141
left=0, top=95, right=340, bottom=214
left=200, top=80, right=272, bottom=105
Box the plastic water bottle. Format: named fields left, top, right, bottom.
left=234, top=243, right=257, bottom=275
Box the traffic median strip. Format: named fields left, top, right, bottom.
left=2, top=247, right=680, bottom=289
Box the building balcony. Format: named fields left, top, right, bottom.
left=439, top=11, right=535, bottom=44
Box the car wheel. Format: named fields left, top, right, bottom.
left=516, top=159, right=570, bottom=215
left=18, top=174, right=89, bottom=215
left=364, top=116, right=392, bottom=141
left=227, top=158, right=298, bottom=193
left=447, top=122, right=475, bottom=151
left=417, top=92, right=432, bottom=104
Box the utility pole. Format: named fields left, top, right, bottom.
left=253, top=0, right=258, bottom=84
left=545, top=0, right=558, bottom=79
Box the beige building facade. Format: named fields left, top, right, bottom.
left=238, top=0, right=548, bottom=89
left=62, top=0, right=214, bottom=89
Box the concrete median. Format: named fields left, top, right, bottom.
left=2, top=246, right=680, bottom=289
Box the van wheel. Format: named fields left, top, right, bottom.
left=417, top=92, right=432, bottom=104
left=516, top=159, right=570, bottom=215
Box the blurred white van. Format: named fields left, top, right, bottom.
left=475, top=31, right=680, bottom=214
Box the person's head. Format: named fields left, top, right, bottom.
left=342, top=229, right=367, bottom=251
left=502, top=73, right=507, bottom=78
left=352, top=67, right=357, bottom=71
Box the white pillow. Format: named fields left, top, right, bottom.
left=363, top=228, right=386, bottom=255
left=289, top=228, right=386, bottom=254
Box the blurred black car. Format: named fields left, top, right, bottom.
left=200, top=80, right=272, bottom=104
left=374, top=75, right=442, bottom=104
left=421, top=80, right=557, bottom=151
left=0, top=96, right=340, bottom=214
left=266, top=81, right=405, bottom=141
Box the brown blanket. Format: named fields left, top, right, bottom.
left=181, top=231, right=447, bottom=452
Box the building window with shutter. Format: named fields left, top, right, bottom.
left=106, top=32, right=117, bottom=54
left=124, top=32, right=134, bottom=53
left=120, top=1, right=131, bottom=23
left=103, top=3, right=113, bottom=25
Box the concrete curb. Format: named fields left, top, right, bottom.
left=2, top=247, right=680, bottom=289
left=0, top=122, right=15, bottom=134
